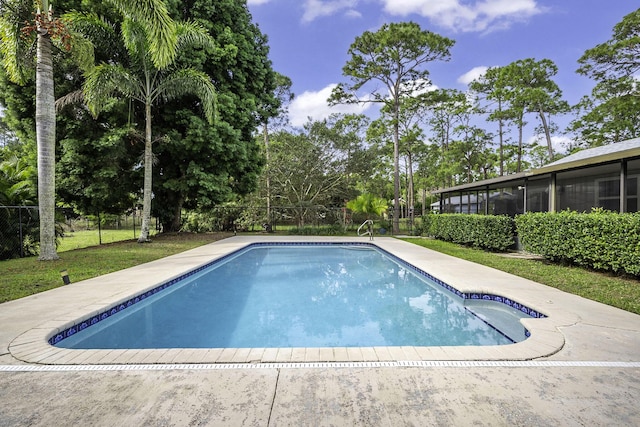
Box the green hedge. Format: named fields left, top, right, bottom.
left=287, top=224, right=344, bottom=235
left=421, top=214, right=515, bottom=252
left=515, top=210, right=640, bottom=276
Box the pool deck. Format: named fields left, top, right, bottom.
left=1, top=235, right=640, bottom=425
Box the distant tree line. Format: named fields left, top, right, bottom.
left=0, top=4, right=638, bottom=249
left=255, top=11, right=640, bottom=233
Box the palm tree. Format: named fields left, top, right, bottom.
left=0, top=0, right=176, bottom=259
left=0, top=155, right=36, bottom=205
left=1, top=0, right=61, bottom=259
left=82, top=18, right=216, bottom=242
left=347, top=194, right=388, bottom=236
left=347, top=194, right=388, bottom=219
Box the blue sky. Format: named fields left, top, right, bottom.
left=247, top=0, right=637, bottom=145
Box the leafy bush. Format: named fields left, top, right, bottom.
left=0, top=207, right=40, bottom=259
left=412, top=217, right=426, bottom=236
left=287, top=224, right=343, bottom=235
left=182, top=206, right=241, bottom=232
left=182, top=211, right=219, bottom=232
left=421, top=214, right=515, bottom=252
left=515, top=210, right=640, bottom=276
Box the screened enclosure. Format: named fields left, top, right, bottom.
left=433, top=139, right=640, bottom=216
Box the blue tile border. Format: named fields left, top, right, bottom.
left=48, top=248, right=249, bottom=346
left=367, top=243, right=547, bottom=320
left=49, top=241, right=546, bottom=347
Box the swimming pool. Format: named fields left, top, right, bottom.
left=51, top=243, right=544, bottom=350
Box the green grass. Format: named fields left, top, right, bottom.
left=58, top=229, right=154, bottom=252
left=402, top=238, right=640, bottom=315
left=0, top=232, right=231, bottom=303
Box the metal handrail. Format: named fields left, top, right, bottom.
left=357, top=219, right=374, bottom=240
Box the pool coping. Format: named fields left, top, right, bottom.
left=2, top=236, right=606, bottom=365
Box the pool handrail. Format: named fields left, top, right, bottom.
left=357, top=219, right=374, bottom=240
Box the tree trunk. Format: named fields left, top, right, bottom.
left=538, top=106, right=554, bottom=162
left=264, top=121, right=271, bottom=225
left=517, top=119, right=524, bottom=173
left=407, top=150, right=414, bottom=226
left=169, top=198, right=183, bottom=232
left=36, top=31, right=59, bottom=260
left=138, top=101, right=153, bottom=242
left=392, top=100, right=400, bottom=234
left=498, top=99, right=504, bottom=176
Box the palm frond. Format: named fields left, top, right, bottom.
left=0, top=0, right=34, bottom=84
left=61, top=31, right=95, bottom=74
left=55, top=89, right=85, bottom=112
left=175, top=20, right=216, bottom=52
left=62, top=11, right=122, bottom=64
left=106, top=0, right=177, bottom=69
left=83, top=63, right=143, bottom=117
left=0, top=19, right=24, bottom=83
left=120, top=18, right=151, bottom=68
left=152, top=68, right=217, bottom=124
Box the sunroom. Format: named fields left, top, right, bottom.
left=432, top=137, right=640, bottom=216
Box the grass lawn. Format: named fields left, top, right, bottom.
left=1, top=233, right=638, bottom=316
left=58, top=229, right=153, bottom=252
left=0, top=232, right=231, bottom=303
left=402, top=238, right=640, bottom=315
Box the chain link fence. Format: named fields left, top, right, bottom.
left=61, top=211, right=155, bottom=250
left=182, top=205, right=415, bottom=236
left=0, top=206, right=150, bottom=260
left=1, top=204, right=416, bottom=260
left=182, top=205, right=355, bottom=233
left=0, top=206, right=40, bottom=259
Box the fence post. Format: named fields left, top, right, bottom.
left=98, top=212, right=102, bottom=245
left=18, top=206, right=24, bottom=258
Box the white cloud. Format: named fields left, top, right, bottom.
left=289, top=84, right=372, bottom=127
left=246, top=0, right=271, bottom=5
left=549, top=135, right=573, bottom=153
left=380, top=0, right=544, bottom=33
left=527, top=134, right=571, bottom=154
left=302, top=0, right=359, bottom=23
left=457, top=66, right=488, bottom=85
left=399, top=79, right=438, bottom=97
left=344, top=9, right=363, bottom=19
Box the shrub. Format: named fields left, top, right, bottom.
left=515, top=210, right=640, bottom=276
left=287, top=224, right=343, bottom=235
left=182, top=211, right=219, bottom=232
left=0, top=207, right=53, bottom=259
left=412, top=217, right=426, bottom=236
left=182, top=207, right=242, bottom=232
left=423, top=214, right=515, bottom=252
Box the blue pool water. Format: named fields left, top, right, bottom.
left=56, top=244, right=532, bottom=349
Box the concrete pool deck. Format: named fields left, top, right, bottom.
left=1, top=235, right=640, bottom=425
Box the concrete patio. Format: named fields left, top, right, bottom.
left=1, top=236, right=639, bottom=425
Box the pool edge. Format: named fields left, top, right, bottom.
left=8, top=236, right=569, bottom=365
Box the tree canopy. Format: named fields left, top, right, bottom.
left=577, top=9, right=640, bottom=82
left=330, top=21, right=454, bottom=233
left=1, top=0, right=278, bottom=240
left=572, top=9, right=640, bottom=147
left=1, top=6, right=639, bottom=244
